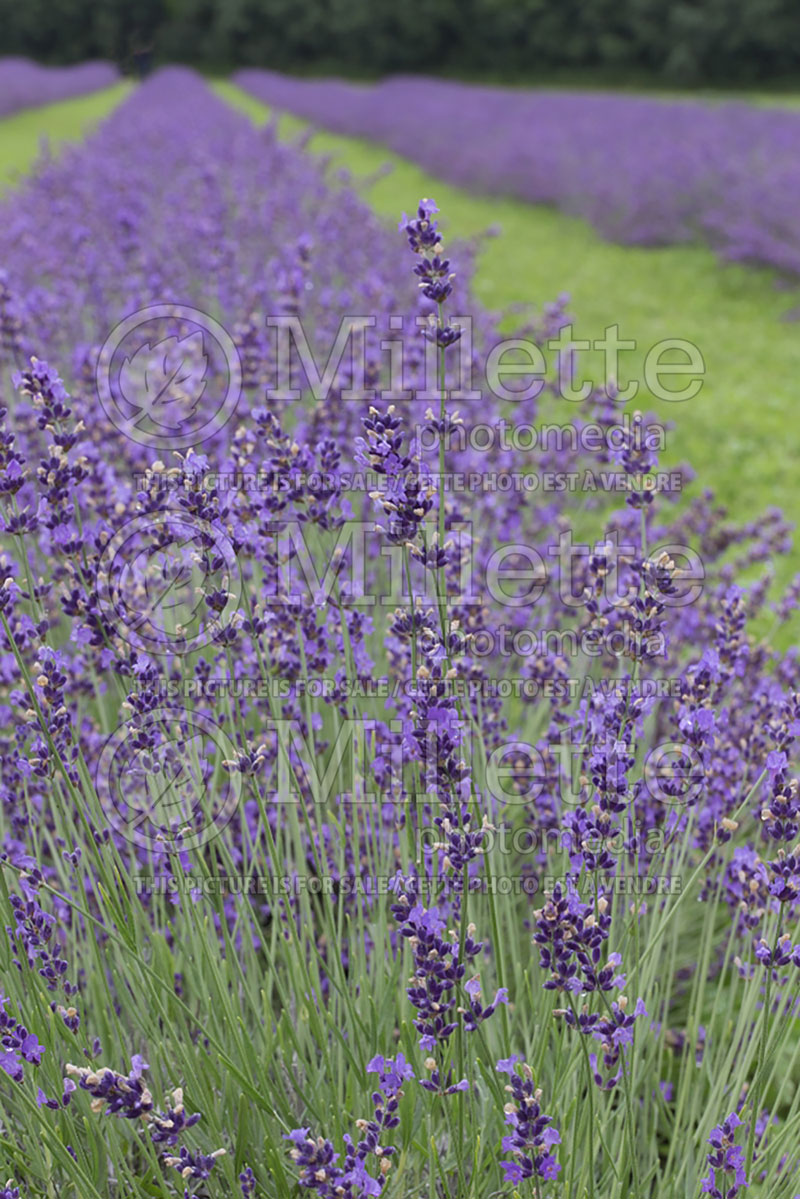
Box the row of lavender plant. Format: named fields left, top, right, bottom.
left=0, top=58, right=119, bottom=119
left=0, top=65, right=798, bottom=1197
left=235, top=70, right=800, bottom=278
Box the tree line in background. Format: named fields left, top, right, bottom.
left=1, top=0, right=798, bottom=85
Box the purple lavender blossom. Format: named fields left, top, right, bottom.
left=365, top=1053, right=414, bottom=1097
left=701, top=1112, right=747, bottom=1198
left=64, top=1055, right=153, bottom=1120
left=149, top=1088, right=203, bottom=1146
left=163, top=1144, right=226, bottom=1182
left=496, top=1059, right=561, bottom=1186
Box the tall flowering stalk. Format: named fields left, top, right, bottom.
left=496, top=1057, right=561, bottom=1189
left=701, top=1112, right=747, bottom=1198
left=284, top=1055, right=410, bottom=1196
left=399, top=199, right=461, bottom=636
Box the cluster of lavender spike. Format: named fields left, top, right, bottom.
left=0, top=66, right=798, bottom=1195
left=64, top=1058, right=226, bottom=1194
left=285, top=1055, right=410, bottom=1197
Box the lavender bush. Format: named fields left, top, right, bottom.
left=0, top=66, right=798, bottom=1197
left=235, top=71, right=800, bottom=278
left=0, top=58, right=119, bottom=119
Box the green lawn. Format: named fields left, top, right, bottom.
left=217, top=81, right=800, bottom=586
left=0, top=82, right=133, bottom=190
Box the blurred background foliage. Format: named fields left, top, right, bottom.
left=2, top=0, right=800, bottom=86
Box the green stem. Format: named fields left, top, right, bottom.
left=567, top=995, right=596, bottom=1199
left=745, top=907, right=784, bottom=1174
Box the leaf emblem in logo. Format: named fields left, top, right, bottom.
left=118, top=331, right=208, bottom=433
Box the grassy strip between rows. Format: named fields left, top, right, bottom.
left=0, top=82, right=134, bottom=190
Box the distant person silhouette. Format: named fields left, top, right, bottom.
left=131, top=39, right=154, bottom=79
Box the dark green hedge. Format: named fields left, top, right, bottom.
left=2, top=0, right=799, bottom=86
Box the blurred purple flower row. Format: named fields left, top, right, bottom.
left=235, top=71, right=800, bottom=277
left=0, top=58, right=119, bottom=119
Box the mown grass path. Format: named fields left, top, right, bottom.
left=0, top=82, right=133, bottom=190
left=217, top=80, right=800, bottom=586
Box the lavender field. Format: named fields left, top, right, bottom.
left=0, top=63, right=798, bottom=1199
left=236, top=72, right=800, bottom=277
left=0, top=59, right=119, bottom=119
